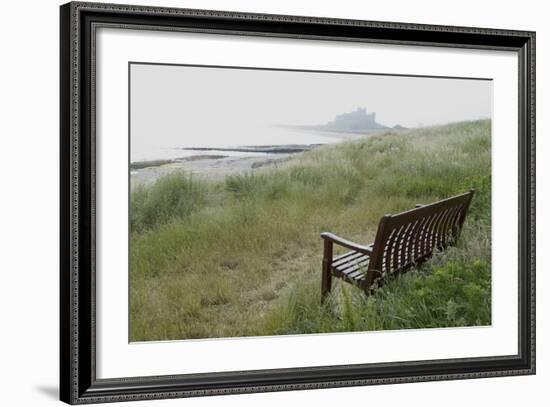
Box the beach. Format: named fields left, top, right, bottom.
left=131, top=150, right=295, bottom=186
left=129, top=129, right=379, bottom=187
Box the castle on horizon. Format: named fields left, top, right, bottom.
left=325, top=107, right=387, bottom=132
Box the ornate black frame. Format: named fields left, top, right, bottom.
left=60, top=1, right=536, bottom=404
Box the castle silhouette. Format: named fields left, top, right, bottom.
left=325, top=107, right=386, bottom=132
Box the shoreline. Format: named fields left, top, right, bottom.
left=130, top=133, right=377, bottom=188
left=181, top=144, right=320, bottom=154
left=130, top=154, right=229, bottom=170
left=131, top=151, right=296, bottom=188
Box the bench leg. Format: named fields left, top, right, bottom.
left=321, top=240, right=333, bottom=304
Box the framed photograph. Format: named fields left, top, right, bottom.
left=60, top=1, right=535, bottom=404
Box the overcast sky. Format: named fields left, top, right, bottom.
left=130, top=63, right=492, bottom=156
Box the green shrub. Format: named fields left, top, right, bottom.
left=130, top=172, right=204, bottom=232
left=225, top=172, right=265, bottom=196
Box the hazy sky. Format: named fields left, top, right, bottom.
left=130, top=63, right=492, bottom=157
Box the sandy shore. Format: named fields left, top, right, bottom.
left=130, top=130, right=384, bottom=188
left=131, top=152, right=293, bottom=188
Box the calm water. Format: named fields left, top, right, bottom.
left=130, top=126, right=341, bottom=162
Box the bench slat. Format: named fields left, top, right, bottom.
left=335, top=258, right=369, bottom=275
left=332, top=251, right=364, bottom=267
left=333, top=268, right=367, bottom=285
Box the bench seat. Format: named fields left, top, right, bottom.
left=331, top=251, right=371, bottom=286
left=320, top=190, right=475, bottom=302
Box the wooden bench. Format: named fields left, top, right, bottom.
left=320, top=190, right=475, bottom=302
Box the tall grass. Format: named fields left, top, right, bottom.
left=130, top=120, right=491, bottom=341
left=131, top=172, right=205, bottom=232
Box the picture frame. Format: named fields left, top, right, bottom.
left=60, top=1, right=535, bottom=404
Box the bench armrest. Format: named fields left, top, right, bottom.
left=321, top=232, right=373, bottom=255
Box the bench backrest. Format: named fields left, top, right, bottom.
left=365, top=190, right=475, bottom=288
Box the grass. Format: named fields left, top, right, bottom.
left=130, top=120, right=491, bottom=341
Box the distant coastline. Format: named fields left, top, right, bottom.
left=129, top=107, right=409, bottom=187
left=275, top=107, right=407, bottom=134
left=130, top=144, right=326, bottom=187
left=182, top=144, right=320, bottom=154
left=274, top=124, right=393, bottom=135
left=129, top=130, right=376, bottom=187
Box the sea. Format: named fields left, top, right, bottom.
left=130, top=125, right=343, bottom=163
